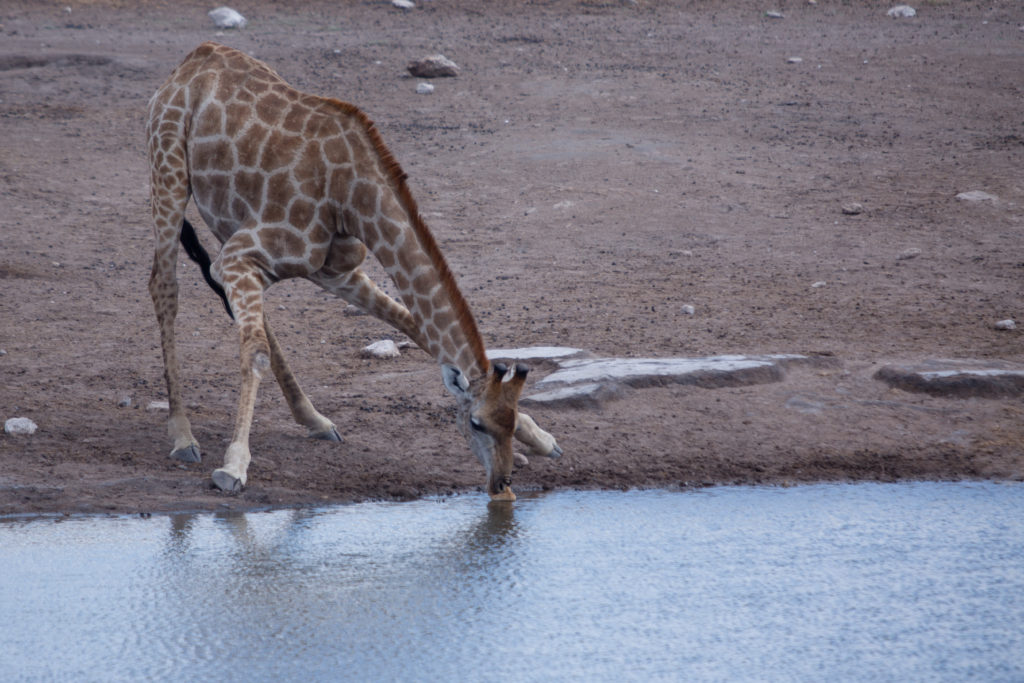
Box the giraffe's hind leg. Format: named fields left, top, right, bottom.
left=148, top=136, right=202, bottom=463
left=264, top=316, right=341, bottom=441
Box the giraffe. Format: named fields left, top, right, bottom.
left=146, top=42, right=561, bottom=501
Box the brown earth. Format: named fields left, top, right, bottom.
left=1, top=0, right=1022, bottom=517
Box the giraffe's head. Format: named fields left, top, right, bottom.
left=443, top=362, right=529, bottom=502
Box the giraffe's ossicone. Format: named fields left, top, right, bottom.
left=146, top=42, right=561, bottom=501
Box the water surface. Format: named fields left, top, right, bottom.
left=2, top=483, right=1022, bottom=681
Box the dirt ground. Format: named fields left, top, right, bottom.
left=1, top=0, right=1022, bottom=516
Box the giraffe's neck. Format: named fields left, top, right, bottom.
left=337, top=109, right=490, bottom=380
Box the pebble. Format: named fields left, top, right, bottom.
left=887, top=5, right=916, bottom=18
left=786, top=57, right=803, bottom=64
left=392, top=0, right=414, bottom=8
left=956, top=190, right=998, bottom=202
left=208, top=7, right=247, bottom=29
left=811, top=281, right=827, bottom=289
left=994, top=319, right=1017, bottom=331
left=416, top=82, right=435, bottom=95
left=407, top=55, right=459, bottom=78
left=680, top=304, right=696, bottom=316
left=765, top=10, right=784, bottom=19
left=362, top=339, right=401, bottom=359
left=146, top=400, right=170, bottom=412
left=841, top=202, right=864, bottom=215
left=118, top=395, right=133, bottom=408
left=4, top=417, right=38, bottom=436
left=896, top=248, right=922, bottom=261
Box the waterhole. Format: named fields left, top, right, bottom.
left=1, top=483, right=1022, bottom=681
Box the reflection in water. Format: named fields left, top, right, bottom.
left=1, top=484, right=1023, bottom=681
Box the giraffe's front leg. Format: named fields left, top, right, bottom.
left=209, top=258, right=271, bottom=492
left=515, top=412, right=563, bottom=459
left=265, top=318, right=341, bottom=441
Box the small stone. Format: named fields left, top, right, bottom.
left=811, top=281, right=827, bottom=289
left=4, top=417, right=38, bottom=436
left=956, top=190, right=998, bottom=202
left=887, top=5, right=916, bottom=18
left=416, top=82, right=435, bottom=95
left=765, top=10, right=784, bottom=19
left=118, top=395, right=133, bottom=408
left=208, top=7, right=247, bottom=29
left=407, top=54, right=459, bottom=78
left=994, top=319, right=1017, bottom=331
left=841, top=202, right=864, bottom=215
left=786, top=57, right=803, bottom=64
left=146, top=400, right=170, bottom=412
left=680, top=304, right=696, bottom=316
left=362, top=339, right=401, bottom=359
left=897, top=248, right=922, bottom=261
left=344, top=305, right=367, bottom=316
left=392, top=0, right=414, bottom=8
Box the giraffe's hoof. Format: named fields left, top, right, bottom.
left=310, top=425, right=342, bottom=442
left=211, top=468, right=244, bottom=492
left=170, top=444, right=202, bottom=463
left=546, top=443, right=564, bottom=460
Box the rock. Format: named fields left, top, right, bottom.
left=874, top=359, right=1024, bottom=398
left=208, top=7, right=247, bottom=29
left=680, top=304, right=696, bottom=316
left=841, top=202, right=864, bottom=215
left=407, top=54, right=459, bottom=78
left=487, top=346, right=588, bottom=362
left=416, top=82, right=435, bottom=95
left=786, top=57, right=803, bottom=64
left=896, top=248, right=922, bottom=261
left=4, top=417, right=38, bottom=436
left=520, top=382, right=632, bottom=410
left=994, top=319, right=1017, bottom=331
left=117, top=395, right=132, bottom=408
left=887, top=5, right=916, bottom=18
left=956, top=190, right=998, bottom=202
left=146, top=400, right=170, bottom=412
left=765, top=10, right=784, bottom=19
left=362, top=339, right=401, bottom=359
left=392, top=0, right=414, bottom=8
left=811, top=281, right=827, bottom=289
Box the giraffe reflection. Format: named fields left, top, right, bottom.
left=147, top=43, right=561, bottom=500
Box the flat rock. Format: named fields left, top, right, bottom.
left=536, top=354, right=819, bottom=392
left=887, top=5, right=916, bottom=18
left=487, top=346, right=588, bottom=362
left=520, top=382, right=632, bottom=409
left=874, top=359, right=1024, bottom=398
left=956, top=190, right=998, bottom=202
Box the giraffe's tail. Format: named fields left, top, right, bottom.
left=179, top=219, right=235, bottom=320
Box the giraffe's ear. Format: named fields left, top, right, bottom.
left=441, top=364, right=470, bottom=398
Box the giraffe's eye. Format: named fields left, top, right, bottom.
left=469, top=417, right=487, bottom=433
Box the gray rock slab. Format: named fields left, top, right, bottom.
left=874, top=359, right=1024, bottom=398
left=520, top=382, right=632, bottom=409
left=537, top=354, right=816, bottom=390
left=487, top=346, right=588, bottom=362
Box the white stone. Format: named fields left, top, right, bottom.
left=487, top=346, right=586, bottom=361
left=362, top=339, right=401, bottom=359
left=956, top=190, right=998, bottom=202
left=147, top=400, right=170, bottom=412
left=897, top=248, right=922, bottom=260
left=416, top=82, right=434, bottom=95
left=841, top=202, right=864, bottom=215
left=765, top=10, right=784, bottom=19
left=680, top=304, right=696, bottom=316
left=786, top=57, right=803, bottom=64
left=995, top=319, right=1017, bottom=331
left=208, top=7, right=247, bottom=29
left=392, top=0, right=415, bottom=8
left=811, top=281, right=827, bottom=288
left=887, top=5, right=916, bottom=18
left=4, top=417, right=38, bottom=435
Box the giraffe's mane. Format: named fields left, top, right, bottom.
left=322, top=97, right=490, bottom=374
